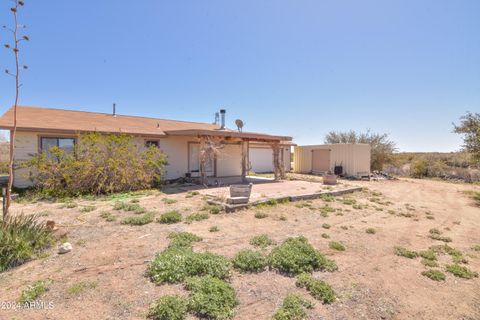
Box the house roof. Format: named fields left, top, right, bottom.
left=0, top=106, right=292, bottom=141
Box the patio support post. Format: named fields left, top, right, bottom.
left=241, top=139, right=248, bottom=182
left=271, top=142, right=284, bottom=181
left=199, top=135, right=207, bottom=185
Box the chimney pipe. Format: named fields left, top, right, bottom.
left=220, top=109, right=226, bottom=129
left=113, top=103, right=116, bottom=117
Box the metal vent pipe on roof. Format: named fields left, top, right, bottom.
left=220, top=109, right=226, bottom=129
left=113, top=103, right=116, bottom=117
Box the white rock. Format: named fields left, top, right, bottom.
left=58, top=242, right=73, bottom=254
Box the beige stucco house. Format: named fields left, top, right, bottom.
left=0, top=106, right=292, bottom=188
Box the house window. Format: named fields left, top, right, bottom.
left=145, top=140, right=159, bottom=148
left=40, top=137, right=75, bottom=155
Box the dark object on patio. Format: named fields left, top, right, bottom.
left=227, top=183, right=253, bottom=204
left=334, top=163, right=343, bottom=176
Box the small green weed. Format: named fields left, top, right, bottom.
left=147, top=295, right=188, bottom=320
left=100, top=211, right=116, bottom=222
left=366, top=228, right=376, bottom=234
left=67, top=281, right=98, bottom=295
left=157, top=211, right=182, bottom=224
left=395, top=247, right=418, bottom=259
left=329, top=241, right=345, bottom=251
left=296, top=273, right=335, bottom=304
left=232, top=250, right=268, bottom=273
left=250, top=234, right=275, bottom=248
left=19, top=279, right=53, bottom=303
left=272, top=293, right=313, bottom=320
left=168, top=232, right=202, bottom=249
left=121, top=212, right=154, bottom=225
left=254, top=211, right=268, bottom=219
left=445, top=264, right=478, bottom=279
left=209, top=226, right=219, bottom=232
left=186, top=212, right=209, bottom=223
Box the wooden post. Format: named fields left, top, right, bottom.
left=199, top=136, right=207, bottom=185
left=272, top=142, right=280, bottom=180
left=241, top=140, right=248, bottom=182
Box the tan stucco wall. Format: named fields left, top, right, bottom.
left=11, top=131, right=255, bottom=188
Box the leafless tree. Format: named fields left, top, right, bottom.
left=3, top=0, right=29, bottom=220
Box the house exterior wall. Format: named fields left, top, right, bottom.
left=294, top=144, right=371, bottom=176
left=10, top=131, right=254, bottom=188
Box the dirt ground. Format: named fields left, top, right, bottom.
left=1, top=178, right=479, bottom=320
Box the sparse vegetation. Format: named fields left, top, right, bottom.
left=202, top=204, right=222, bottom=214
left=395, top=247, right=418, bottom=259
left=185, top=275, right=238, bottom=320
left=167, top=232, right=202, bottom=249
left=296, top=273, right=335, bottom=304
left=321, top=233, right=330, bottom=239
left=421, top=270, right=446, bottom=281
left=186, top=212, right=209, bottom=223
left=157, top=210, right=182, bottom=224
left=329, top=241, right=345, bottom=251
left=147, top=295, right=189, bottom=320
left=250, top=234, right=275, bottom=248
left=321, top=223, right=331, bottom=229
left=80, top=205, right=96, bottom=213
left=209, top=226, right=219, bottom=232
left=366, top=228, right=376, bottom=234
left=113, top=201, right=146, bottom=214
left=121, top=212, right=154, bottom=225
left=445, top=264, right=478, bottom=279
left=100, top=211, right=116, bottom=222
left=254, top=211, right=268, bottom=219
left=268, top=237, right=337, bottom=275
left=421, top=259, right=439, bottom=268
left=272, top=293, right=313, bottom=320
left=67, top=281, right=98, bottom=295
left=19, top=279, right=53, bottom=303
left=162, top=198, right=178, bottom=205
left=232, top=250, right=268, bottom=273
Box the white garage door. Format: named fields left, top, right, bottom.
left=249, top=148, right=273, bottom=173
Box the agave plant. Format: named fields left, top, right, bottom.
left=0, top=214, right=53, bottom=271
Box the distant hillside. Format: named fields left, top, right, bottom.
left=385, top=152, right=479, bottom=182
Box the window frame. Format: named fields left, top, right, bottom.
left=38, top=135, right=77, bottom=155
left=144, top=139, right=160, bottom=148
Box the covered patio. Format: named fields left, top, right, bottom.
left=166, top=129, right=293, bottom=185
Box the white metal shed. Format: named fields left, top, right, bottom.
left=293, top=144, right=371, bottom=177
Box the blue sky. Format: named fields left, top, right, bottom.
left=0, top=0, right=479, bottom=151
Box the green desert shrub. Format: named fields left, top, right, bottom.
left=421, top=259, right=439, bottom=268
left=321, top=233, right=330, bottom=239
left=419, top=249, right=436, bottom=261
left=0, top=214, right=54, bottom=272
left=202, top=204, right=222, bottom=214
left=100, top=211, right=116, bottom=222
left=146, top=248, right=231, bottom=284
left=121, top=212, right=154, bottom=225
left=24, top=133, right=167, bottom=197
left=113, top=202, right=146, bottom=214
left=147, top=295, right=189, bottom=320
left=167, top=232, right=202, bottom=249
left=421, top=270, right=446, bottom=281
left=209, top=226, right=219, bottom=232
left=366, top=228, right=376, bottom=234
left=395, top=247, right=418, bottom=259
left=232, top=250, right=268, bottom=273
left=328, top=241, right=345, bottom=251
left=445, top=264, right=478, bottom=279
left=321, top=223, right=331, bottom=229
left=268, top=237, right=337, bottom=275
left=162, top=198, right=178, bottom=205
left=249, top=234, right=275, bottom=248
left=157, top=211, right=182, bottom=224
left=19, top=279, right=53, bottom=303
left=272, top=293, right=313, bottom=320
left=254, top=211, right=268, bottom=219
left=185, top=276, right=238, bottom=320
left=186, top=212, right=209, bottom=223
left=296, top=273, right=335, bottom=304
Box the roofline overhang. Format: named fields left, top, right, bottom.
left=164, top=129, right=292, bottom=142
left=0, top=126, right=168, bottom=138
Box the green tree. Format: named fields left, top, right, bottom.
left=454, top=112, right=480, bottom=164
left=324, top=130, right=396, bottom=171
